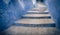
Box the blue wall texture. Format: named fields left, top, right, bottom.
left=47, top=0, right=60, bottom=30
left=0, top=0, right=33, bottom=32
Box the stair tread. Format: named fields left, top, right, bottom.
left=28, top=8, right=47, bottom=12
left=27, top=5, right=48, bottom=12
left=31, top=7, right=46, bottom=11
left=5, top=26, right=56, bottom=35
left=15, top=19, right=55, bottom=24
left=27, top=11, right=49, bottom=14
left=23, top=14, right=51, bottom=17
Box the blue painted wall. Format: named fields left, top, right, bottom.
left=47, top=0, right=60, bottom=30
left=0, top=0, right=33, bottom=32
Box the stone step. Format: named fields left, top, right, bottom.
left=36, top=2, right=47, bottom=7
left=21, top=16, right=51, bottom=19
left=22, top=14, right=51, bottom=17
left=13, top=23, right=55, bottom=27
left=27, top=2, right=48, bottom=13
left=4, top=26, right=57, bottom=35
left=31, top=7, right=46, bottom=10
left=15, top=19, right=55, bottom=24
left=27, top=10, right=48, bottom=12
left=26, top=12, right=49, bottom=14
left=28, top=7, right=47, bottom=12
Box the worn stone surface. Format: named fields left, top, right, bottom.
left=15, top=19, right=54, bottom=24
left=1, top=26, right=58, bottom=35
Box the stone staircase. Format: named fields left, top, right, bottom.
left=2, top=2, right=59, bottom=35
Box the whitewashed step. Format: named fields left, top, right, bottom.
left=15, top=19, right=55, bottom=24
left=27, top=10, right=41, bottom=12
left=36, top=2, right=47, bottom=7
left=27, top=10, right=48, bottom=13
left=28, top=2, right=47, bottom=12
left=27, top=2, right=48, bottom=13
left=26, top=11, right=49, bottom=14
left=28, top=7, right=47, bottom=12
left=22, top=14, right=51, bottom=17
left=4, top=26, right=57, bottom=35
